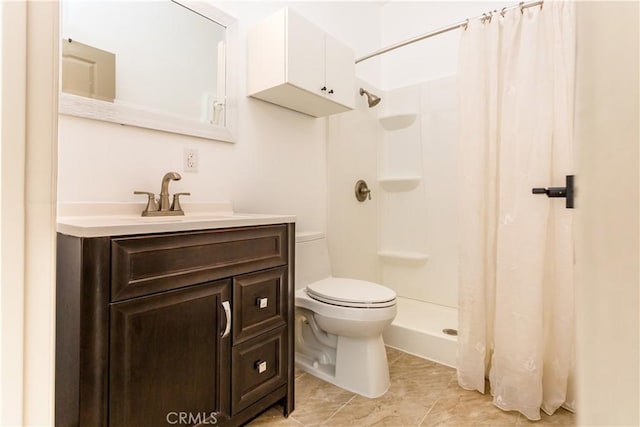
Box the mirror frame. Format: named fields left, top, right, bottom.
left=59, top=0, right=238, bottom=143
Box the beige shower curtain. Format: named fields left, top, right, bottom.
left=456, top=1, right=575, bottom=421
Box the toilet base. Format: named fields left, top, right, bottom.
left=295, top=334, right=390, bottom=398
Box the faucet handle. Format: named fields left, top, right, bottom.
left=134, top=191, right=159, bottom=216
left=171, top=192, right=191, bottom=213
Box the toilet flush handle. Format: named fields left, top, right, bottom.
left=355, top=180, right=372, bottom=202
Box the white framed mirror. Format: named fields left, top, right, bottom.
left=59, top=0, right=238, bottom=143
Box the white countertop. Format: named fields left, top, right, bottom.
left=57, top=202, right=296, bottom=238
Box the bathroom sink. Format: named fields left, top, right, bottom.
left=136, top=216, right=188, bottom=223
left=57, top=202, right=296, bottom=238
left=136, top=213, right=256, bottom=223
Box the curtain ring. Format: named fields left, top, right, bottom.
left=481, top=13, right=488, bottom=24
left=463, top=18, right=469, bottom=30
left=500, top=6, right=507, bottom=17
left=519, top=2, right=525, bottom=14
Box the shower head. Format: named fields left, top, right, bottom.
left=359, top=88, right=381, bottom=108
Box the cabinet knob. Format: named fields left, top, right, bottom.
left=256, top=297, right=268, bottom=309
left=255, top=360, right=267, bottom=374
left=320, top=86, right=327, bottom=92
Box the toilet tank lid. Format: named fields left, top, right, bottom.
left=295, top=231, right=325, bottom=243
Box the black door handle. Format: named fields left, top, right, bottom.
left=532, top=175, right=574, bottom=209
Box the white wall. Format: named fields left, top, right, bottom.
left=380, top=1, right=504, bottom=90
left=1, top=2, right=58, bottom=424
left=0, top=2, right=27, bottom=423
left=57, top=1, right=383, bottom=234
left=574, top=2, right=639, bottom=425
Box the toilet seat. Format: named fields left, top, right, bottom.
left=306, top=278, right=396, bottom=308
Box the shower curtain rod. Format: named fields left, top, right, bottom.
left=355, top=0, right=544, bottom=64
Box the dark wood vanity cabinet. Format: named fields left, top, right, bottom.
left=55, top=224, right=295, bottom=427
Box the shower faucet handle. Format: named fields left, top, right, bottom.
left=355, top=180, right=372, bottom=202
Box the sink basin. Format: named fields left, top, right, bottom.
left=136, top=216, right=188, bottom=223
left=57, top=202, right=296, bottom=238
left=135, top=213, right=255, bottom=223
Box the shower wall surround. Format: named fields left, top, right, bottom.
left=326, top=80, right=381, bottom=283
left=378, top=77, right=458, bottom=308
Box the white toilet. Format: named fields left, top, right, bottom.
left=294, top=232, right=397, bottom=398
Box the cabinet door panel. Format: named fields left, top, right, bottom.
left=325, top=33, right=355, bottom=109
left=286, top=8, right=325, bottom=96
left=109, top=280, right=230, bottom=427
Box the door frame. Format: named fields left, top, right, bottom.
left=1, top=1, right=59, bottom=424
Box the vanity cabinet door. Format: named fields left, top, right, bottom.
left=109, top=280, right=231, bottom=427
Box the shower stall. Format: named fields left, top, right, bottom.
left=329, top=76, right=460, bottom=367
left=328, top=0, right=492, bottom=367
left=377, top=77, right=460, bottom=367
left=327, top=0, right=570, bottom=373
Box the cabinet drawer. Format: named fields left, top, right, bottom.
left=111, top=225, right=287, bottom=301
left=233, top=267, right=287, bottom=344
left=232, top=327, right=287, bottom=414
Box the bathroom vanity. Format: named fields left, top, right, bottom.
left=55, top=204, right=295, bottom=426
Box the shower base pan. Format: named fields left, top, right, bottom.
left=383, top=297, right=457, bottom=368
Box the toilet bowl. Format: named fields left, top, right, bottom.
left=294, top=232, right=397, bottom=398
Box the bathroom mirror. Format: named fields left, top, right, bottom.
left=59, top=0, right=238, bottom=142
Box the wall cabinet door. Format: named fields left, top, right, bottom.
left=286, top=8, right=355, bottom=109
left=109, top=280, right=231, bottom=427
left=287, top=8, right=325, bottom=98
left=325, top=33, right=355, bottom=109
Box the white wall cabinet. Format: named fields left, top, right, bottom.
left=248, top=8, right=355, bottom=117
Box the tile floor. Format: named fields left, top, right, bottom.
left=248, top=347, right=576, bottom=426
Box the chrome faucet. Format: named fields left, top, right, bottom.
left=134, top=172, right=190, bottom=216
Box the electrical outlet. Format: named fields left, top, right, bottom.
left=184, top=148, right=198, bottom=172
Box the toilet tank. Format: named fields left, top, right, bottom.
left=295, top=232, right=332, bottom=290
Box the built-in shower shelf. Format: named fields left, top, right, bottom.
left=378, top=176, right=421, bottom=192
left=378, top=250, right=429, bottom=263
left=378, top=113, right=418, bottom=131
